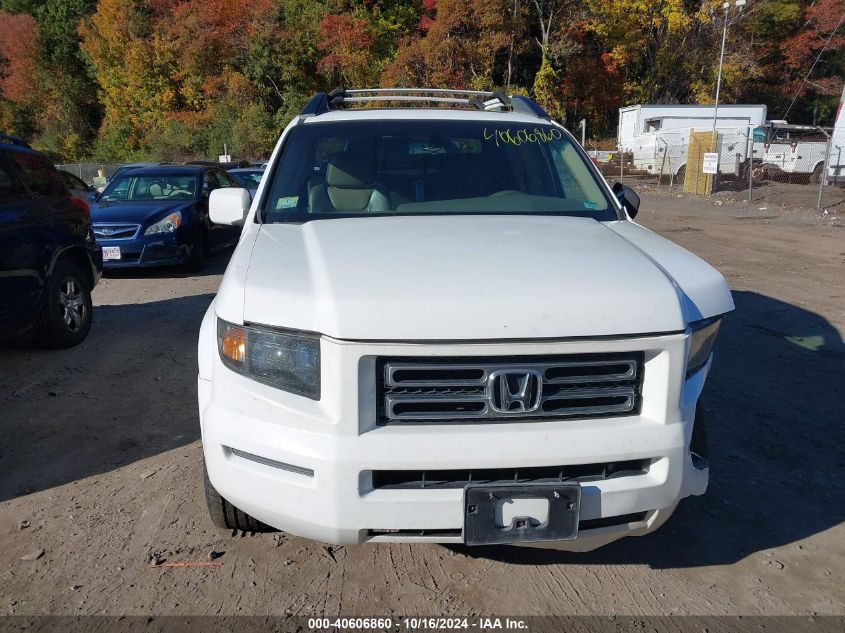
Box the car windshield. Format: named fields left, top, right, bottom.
left=231, top=170, right=264, bottom=187
left=262, top=119, right=615, bottom=222
left=100, top=174, right=198, bottom=202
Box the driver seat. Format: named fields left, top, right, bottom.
left=309, top=151, right=389, bottom=213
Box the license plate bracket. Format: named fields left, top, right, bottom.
left=463, top=483, right=581, bottom=546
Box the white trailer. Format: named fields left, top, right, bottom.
left=617, top=104, right=767, bottom=180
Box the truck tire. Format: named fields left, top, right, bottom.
left=37, top=260, right=93, bottom=348
left=674, top=165, right=686, bottom=185
left=203, top=461, right=273, bottom=532
left=810, top=163, right=824, bottom=184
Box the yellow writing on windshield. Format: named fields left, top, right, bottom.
left=483, top=127, right=562, bottom=147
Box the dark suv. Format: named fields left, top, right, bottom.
left=0, top=135, right=102, bottom=347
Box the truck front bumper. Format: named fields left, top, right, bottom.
left=199, top=331, right=709, bottom=549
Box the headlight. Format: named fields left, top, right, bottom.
left=217, top=319, right=320, bottom=399
left=686, top=317, right=723, bottom=377
left=144, top=211, right=182, bottom=235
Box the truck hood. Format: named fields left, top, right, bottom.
left=241, top=215, right=732, bottom=341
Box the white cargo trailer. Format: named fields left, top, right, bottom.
left=618, top=104, right=767, bottom=180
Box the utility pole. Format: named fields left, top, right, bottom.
left=710, top=0, right=746, bottom=193
left=711, top=0, right=747, bottom=133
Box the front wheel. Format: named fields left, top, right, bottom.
left=674, top=165, right=686, bottom=185
left=810, top=163, right=824, bottom=184
left=203, top=461, right=273, bottom=532
left=37, top=261, right=93, bottom=348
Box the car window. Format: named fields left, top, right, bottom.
left=216, top=170, right=236, bottom=187
left=232, top=171, right=263, bottom=187
left=100, top=175, right=198, bottom=201
left=7, top=151, right=66, bottom=198
left=262, top=120, right=614, bottom=222
left=0, top=154, right=24, bottom=204
left=202, top=171, right=220, bottom=195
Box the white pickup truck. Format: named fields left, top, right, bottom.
left=197, top=88, right=734, bottom=550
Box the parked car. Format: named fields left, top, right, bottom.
left=59, top=170, right=97, bottom=199
left=0, top=135, right=102, bottom=347
left=227, top=167, right=264, bottom=197
left=89, top=164, right=242, bottom=271
left=198, top=89, right=734, bottom=549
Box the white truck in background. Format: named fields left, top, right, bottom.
left=752, top=85, right=845, bottom=184
left=751, top=125, right=830, bottom=183
left=617, top=104, right=767, bottom=182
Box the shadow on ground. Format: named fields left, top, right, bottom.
left=455, top=290, right=845, bottom=568
left=0, top=293, right=214, bottom=502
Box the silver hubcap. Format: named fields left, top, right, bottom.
left=58, top=277, right=87, bottom=333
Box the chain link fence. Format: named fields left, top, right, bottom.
left=55, top=163, right=122, bottom=187
left=592, top=129, right=845, bottom=212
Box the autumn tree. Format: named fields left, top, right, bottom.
left=383, top=0, right=512, bottom=89
left=0, top=11, right=39, bottom=137
left=3, top=0, right=842, bottom=159
left=317, top=13, right=378, bottom=87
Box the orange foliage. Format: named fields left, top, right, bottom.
left=779, top=0, right=845, bottom=98
left=316, top=13, right=376, bottom=86
left=0, top=11, right=39, bottom=105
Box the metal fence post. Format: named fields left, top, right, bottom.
left=656, top=138, right=668, bottom=191
left=746, top=127, right=753, bottom=203
left=620, top=145, right=624, bottom=184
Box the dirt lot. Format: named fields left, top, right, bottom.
left=1, top=190, right=843, bottom=618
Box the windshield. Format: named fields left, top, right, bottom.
left=231, top=170, right=264, bottom=188
left=100, top=174, right=198, bottom=202
left=262, top=120, right=615, bottom=222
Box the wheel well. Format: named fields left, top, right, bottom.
left=54, top=247, right=94, bottom=289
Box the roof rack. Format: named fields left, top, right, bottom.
left=300, top=88, right=550, bottom=119
left=0, top=133, right=31, bottom=148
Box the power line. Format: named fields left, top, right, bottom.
left=781, top=9, right=845, bottom=121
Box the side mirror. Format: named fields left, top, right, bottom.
left=612, top=182, right=640, bottom=218
left=209, top=188, right=250, bottom=226
left=87, top=192, right=99, bottom=203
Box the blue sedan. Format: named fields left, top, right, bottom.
left=90, top=165, right=243, bottom=271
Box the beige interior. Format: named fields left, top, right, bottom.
left=309, top=151, right=389, bottom=213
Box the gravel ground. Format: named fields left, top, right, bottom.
left=0, top=191, right=843, bottom=617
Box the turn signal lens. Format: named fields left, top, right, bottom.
left=686, top=317, right=723, bottom=378
left=219, top=322, right=246, bottom=365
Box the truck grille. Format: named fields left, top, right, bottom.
left=377, top=353, right=643, bottom=424
left=93, top=223, right=140, bottom=240
left=371, top=459, right=651, bottom=490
